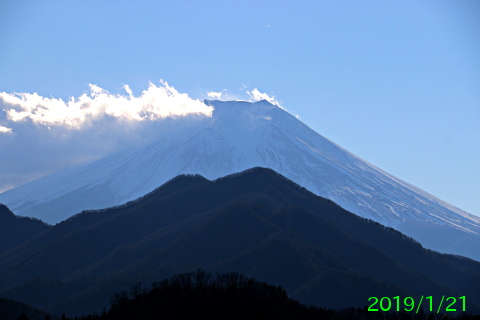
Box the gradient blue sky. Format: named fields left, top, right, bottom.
left=1, top=1, right=479, bottom=216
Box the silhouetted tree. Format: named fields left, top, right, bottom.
left=129, top=282, right=143, bottom=299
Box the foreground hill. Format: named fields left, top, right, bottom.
left=88, top=270, right=326, bottom=320
left=1, top=100, right=478, bottom=261
left=0, top=168, right=479, bottom=317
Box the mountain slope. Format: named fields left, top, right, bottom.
left=0, top=100, right=479, bottom=261
left=0, top=168, right=479, bottom=316
left=0, top=204, right=49, bottom=255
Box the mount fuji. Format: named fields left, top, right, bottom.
left=1, top=99, right=479, bottom=261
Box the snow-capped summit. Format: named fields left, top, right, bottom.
left=1, top=100, right=479, bottom=261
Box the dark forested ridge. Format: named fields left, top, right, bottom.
left=0, top=204, right=49, bottom=255
left=0, top=168, right=479, bottom=317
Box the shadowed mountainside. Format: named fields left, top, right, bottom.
left=0, top=204, right=49, bottom=255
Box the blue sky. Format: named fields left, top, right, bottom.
left=0, top=1, right=479, bottom=216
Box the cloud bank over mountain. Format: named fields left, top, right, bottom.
left=0, top=81, right=210, bottom=192
left=0, top=81, right=282, bottom=193
left=0, top=81, right=212, bottom=130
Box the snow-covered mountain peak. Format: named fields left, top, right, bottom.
left=205, top=99, right=279, bottom=125
left=1, top=99, right=479, bottom=261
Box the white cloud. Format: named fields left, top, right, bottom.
left=207, top=91, right=223, bottom=99
left=0, top=125, right=12, bottom=133
left=206, top=89, right=242, bottom=101
left=1, top=80, right=213, bottom=129
left=247, top=88, right=282, bottom=108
